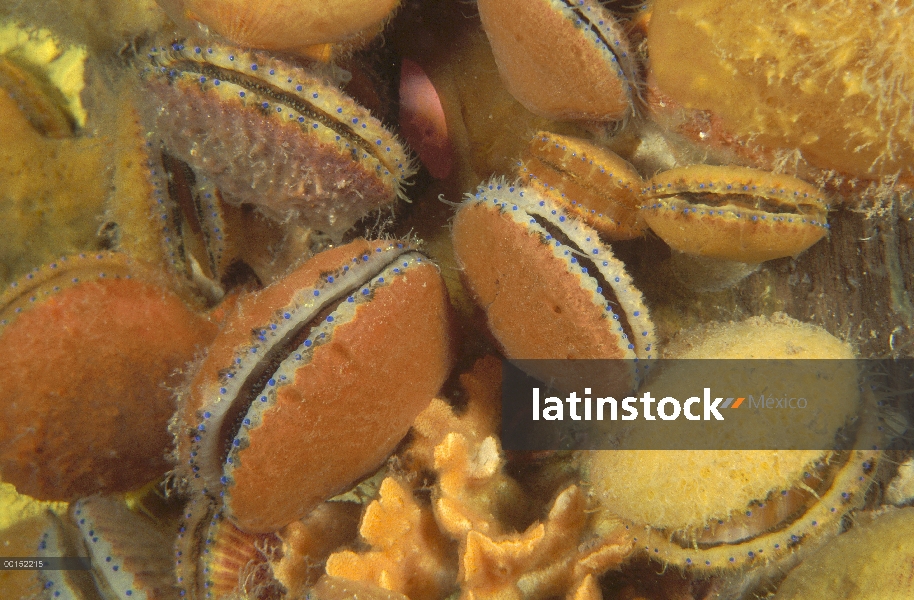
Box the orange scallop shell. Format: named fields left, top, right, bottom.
left=641, top=165, right=829, bottom=263
left=520, top=131, right=645, bottom=240
left=477, top=0, right=635, bottom=121
left=155, top=0, right=400, bottom=54
left=0, top=253, right=217, bottom=500
left=178, top=240, right=454, bottom=532
left=452, top=180, right=656, bottom=399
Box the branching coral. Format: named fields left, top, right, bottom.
left=459, top=485, right=632, bottom=600
left=325, top=477, right=457, bottom=600
left=328, top=357, right=632, bottom=599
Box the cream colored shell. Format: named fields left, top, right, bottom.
left=774, top=508, right=914, bottom=599
left=587, top=314, right=858, bottom=535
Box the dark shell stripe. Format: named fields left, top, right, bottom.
left=222, top=251, right=433, bottom=488
left=140, top=40, right=414, bottom=194
left=185, top=242, right=415, bottom=498
left=467, top=179, right=656, bottom=360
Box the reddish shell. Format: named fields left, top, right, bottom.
left=399, top=58, right=453, bottom=180
left=200, top=510, right=282, bottom=598
left=178, top=239, right=454, bottom=533
left=0, top=253, right=217, bottom=501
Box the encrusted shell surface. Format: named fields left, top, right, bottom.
left=647, top=0, right=914, bottom=177
left=773, top=507, right=914, bottom=599
left=586, top=315, right=880, bottom=572
left=139, top=40, right=415, bottom=238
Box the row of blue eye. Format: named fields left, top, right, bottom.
left=183, top=74, right=405, bottom=177
left=478, top=189, right=651, bottom=346
left=522, top=141, right=825, bottom=210
left=569, top=0, right=631, bottom=82
left=148, top=159, right=181, bottom=270
left=528, top=178, right=628, bottom=226
left=521, top=152, right=636, bottom=228
left=174, top=506, right=223, bottom=596
left=152, top=44, right=409, bottom=178
left=645, top=181, right=825, bottom=205
left=218, top=259, right=423, bottom=468
left=642, top=202, right=830, bottom=228
left=522, top=146, right=637, bottom=184
left=195, top=250, right=417, bottom=426
left=188, top=246, right=412, bottom=475
left=215, top=246, right=409, bottom=376
left=2, top=254, right=133, bottom=325
left=71, top=506, right=136, bottom=596
left=630, top=459, right=870, bottom=566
